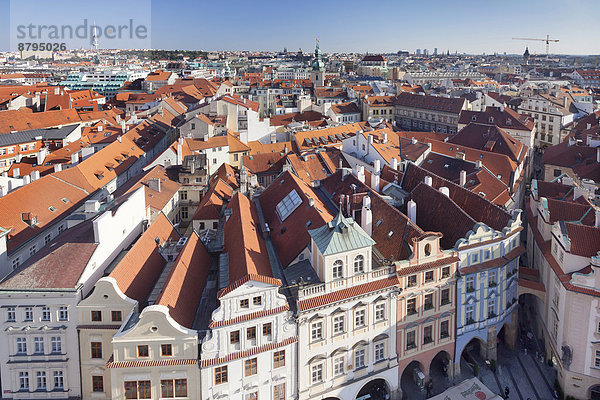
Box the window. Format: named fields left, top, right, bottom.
left=245, top=392, right=258, bottom=400
left=263, top=322, right=272, bottom=336
left=125, top=381, right=151, bottom=399
left=375, top=303, right=385, bottom=321
left=424, top=294, right=434, bottom=310
left=230, top=330, right=240, bottom=344
left=161, top=344, right=172, bottom=356
left=354, top=255, right=364, bottom=273
left=245, top=358, right=258, bottom=376
left=407, top=298, right=417, bottom=315
left=180, top=207, right=188, bottom=220
left=91, top=342, right=102, bottom=358
left=37, top=371, right=46, bottom=390
left=466, top=305, right=475, bottom=324
left=54, top=371, right=64, bottom=390
left=253, top=296, right=262, bottom=306
left=137, top=345, right=148, bottom=357
left=488, top=272, right=497, bottom=287
left=596, top=351, right=600, bottom=369
left=58, top=306, right=68, bottom=321
left=333, top=315, right=345, bottom=335
left=441, top=266, right=450, bottom=278
left=355, top=348, right=366, bottom=369
left=12, top=257, right=21, bottom=270
left=215, top=366, right=228, bottom=384
left=19, top=371, right=29, bottom=390
left=247, top=326, right=257, bottom=340
left=42, top=307, right=50, bottom=321
left=91, top=310, right=102, bottom=321
left=160, top=379, right=187, bottom=398
left=334, top=356, right=344, bottom=375
left=406, top=330, right=416, bottom=349
left=112, top=310, right=122, bottom=322
left=375, top=342, right=385, bottom=362
left=424, top=325, right=433, bottom=344
left=275, top=189, right=302, bottom=221
left=7, top=306, right=15, bottom=322
left=311, top=322, right=323, bottom=341
left=425, top=270, right=434, bottom=282
left=355, top=309, right=366, bottom=328
left=273, top=350, right=285, bottom=368
left=488, top=299, right=496, bottom=317
left=441, top=288, right=450, bottom=305
left=441, top=320, right=450, bottom=338
left=34, top=337, right=44, bottom=354
left=51, top=337, right=61, bottom=353
left=484, top=250, right=491, bottom=260
left=240, top=299, right=249, bottom=308
left=311, top=363, right=323, bottom=383
left=24, top=307, right=33, bottom=321
left=180, top=191, right=187, bottom=200
left=466, top=276, right=475, bottom=292
left=471, top=253, right=478, bottom=264
left=407, top=274, right=417, bottom=287
left=16, top=337, right=27, bottom=354
left=92, top=376, right=104, bottom=392
left=29, top=245, right=37, bottom=256
left=332, top=259, right=343, bottom=279
left=273, top=383, right=286, bottom=400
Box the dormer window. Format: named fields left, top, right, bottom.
left=333, top=260, right=343, bottom=279
left=353, top=255, right=364, bottom=274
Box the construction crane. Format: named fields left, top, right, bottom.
left=513, top=35, right=559, bottom=65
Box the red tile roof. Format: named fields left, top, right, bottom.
left=156, top=232, right=211, bottom=328
left=299, top=275, right=400, bottom=311
left=109, top=213, right=179, bottom=301
left=209, top=304, right=289, bottom=328
left=564, top=223, right=600, bottom=257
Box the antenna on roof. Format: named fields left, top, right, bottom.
left=339, top=194, right=344, bottom=214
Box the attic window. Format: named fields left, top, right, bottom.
left=471, top=116, right=476, bottom=121
left=376, top=219, right=383, bottom=227
left=61, top=198, right=68, bottom=203
left=48, top=206, right=56, bottom=212
left=388, top=231, right=394, bottom=238
left=305, top=220, right=312, bottom=228
left=276, top=189, right=302, bottom=221
left=95, top=172, right=104, bottom=180
left=489, top=117, right=494, bottom=123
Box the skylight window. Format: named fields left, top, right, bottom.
left=276, top=189, right=302, bottom=221
left=48, top=206, right=56, bottom=212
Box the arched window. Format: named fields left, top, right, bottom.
left=354, top=255, right=364, bottom=274
left=333, top=260, right=343, bottom=279
left=424, top=244, right=431, bottom=256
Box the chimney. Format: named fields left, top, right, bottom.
left=0, top=186, right=6, bottom=197
left=439, top=186, right=450, bottom=197
left=54, top=87, right=59, bottom=95
left=22, top=175, right=31, bottom=185
left=596, top=209, right=600, bottom=229
left=54, top=163, right=62, bottom=172
left=84, top=199, right=100, bottom=213
left=31, top=170, right=40, bottom=181
left=424, top=176, right=433, bottom=186
left=368, top=134, right=374, bottom=145
left=177, top=142, right=183, bottom=165
left=371, top=173, right=380, bottom=192
left=382, top=132, right=388, bottom=144
left=460, top=170, right=467, bottom=186
left=563, top=96, right=568, bottom=109
left=475, top=160, right=482, bottom=169
left=71, top=153, right=79, bottom=166
left=587, top=123, right=592, bottom=130
left=391, top=157, right=398, bottom=170
left=411, top=137, right=417, bottom=145
left=117, top=135, right=122, bottom=143
left=357, top=165, right=365, bottom=183
left=121, top=120, right=126, bottom=134
left=456, top=152, right=465, bottom=160
left=36, top=148, right=47, bottom=166
left=308, top=197, right=314, bottom=207
left=148, top=178, right=161, bottom=192
left=597, top=147, right=600, bottom=164
left=12, top=168, right=20, bottom=178
left=98, top=125, right=103, bottom=132
left=407, top=199, right=417, bottom=223
left=568, top=136, right=575, bottom=147
left=361, top=196, right=372, bottom=237
left=373, top=159, right=381, bottom=174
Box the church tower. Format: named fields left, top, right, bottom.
left=523, top=47, right=530, bottom=65
left=310, top=39, right=325, bottom=87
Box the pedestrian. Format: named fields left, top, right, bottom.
left=504, top=386, right=510, bottom=399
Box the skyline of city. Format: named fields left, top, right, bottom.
left=1, top=0, right=600, bottom=55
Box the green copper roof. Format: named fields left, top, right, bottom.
left=309, top=213, right=375, bottom=256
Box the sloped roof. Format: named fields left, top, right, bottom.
left=309, top=212, right=374, bottom=256
left=109, top=213, right=179, bottom=301
left=156, top=232, right=210, bottom=328
left=564, top=223, right=600, bottom=258
left=449, top=123, right=526, bottom=163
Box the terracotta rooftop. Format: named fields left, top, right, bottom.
left=109, top=213, right=179, bottom=302
left=156, top=232, right=211, bottom=328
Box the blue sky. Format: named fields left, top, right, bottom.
left=1, top=0, right=599, bottom=54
